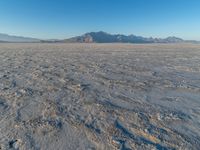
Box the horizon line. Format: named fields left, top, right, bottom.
left=0, top=31, right=199, bottom=41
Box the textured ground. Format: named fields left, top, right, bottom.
left=0, top=43, right=200, bottom=150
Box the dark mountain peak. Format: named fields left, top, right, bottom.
left=88, top=31, right=109, bottom=35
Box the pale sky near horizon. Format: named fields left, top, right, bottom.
left=0, top=0, right=200, bottom=40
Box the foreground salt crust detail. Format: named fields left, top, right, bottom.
left=0, top=43, right=200, bottom=150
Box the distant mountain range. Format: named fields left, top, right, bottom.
left=0, top=33, right=40, bottom=43
left=63, top=31, right=187, bottom=43
left=0, top=32, right=199, bottom=43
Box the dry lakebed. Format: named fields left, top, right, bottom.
left=0, top=43, right=200, bottom=150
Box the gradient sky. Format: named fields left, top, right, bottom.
left=0, top=0, right=200, bottom=40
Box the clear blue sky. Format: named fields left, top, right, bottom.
left=0, top=0, right=200, bottom=40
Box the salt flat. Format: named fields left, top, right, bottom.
left=0, top=43, right=200, bottom=150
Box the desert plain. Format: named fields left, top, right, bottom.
left=0, top=43, right=200, bottom=150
